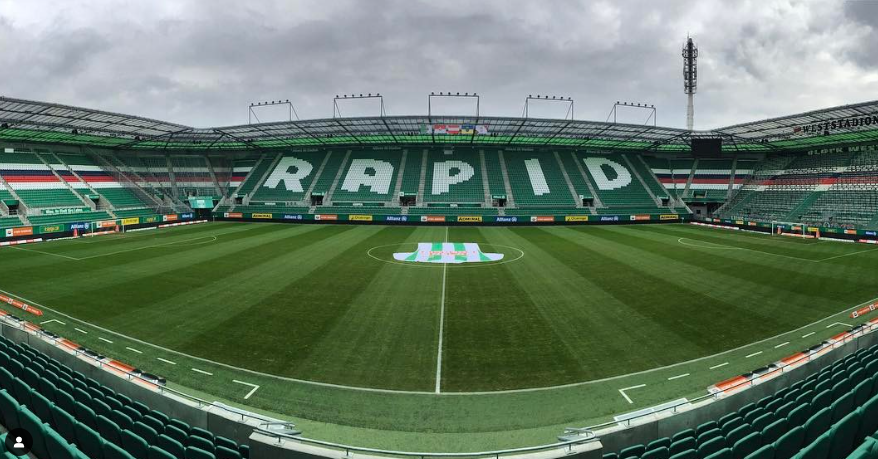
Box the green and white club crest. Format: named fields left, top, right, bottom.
left=393, top=243, right=504, bottom=264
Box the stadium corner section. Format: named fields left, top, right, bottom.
left=0, top=212, right=206, bottom=245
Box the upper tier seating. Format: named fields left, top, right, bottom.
left=575, top=152, right=661, bottom=211
left=249, top=151, right=332, bottom=203
left=56, top=154, right=156, bottom=210
left=0, top=216, right=22, bottom=228
left=503, top=150, right=576, bottom=207
left=422, top=149, right=486, bottom=204
left=0, top=334, right=250, bottom=459
left=399, top=148, right=425, bottom=198
left=0, top=151, right=84, bottom=209
left=169, top=156, right=216, bottom=198
left=603, top=342, right=878, bottom=459
left=329, top=149, right=402, bottom=203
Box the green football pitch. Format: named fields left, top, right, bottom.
left=1, top=222, right=877, bottom=451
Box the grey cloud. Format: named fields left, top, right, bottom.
left=0, top=0, right=875, bottom=130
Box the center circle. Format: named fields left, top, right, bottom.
left=367, top=242, right=525, bottom=268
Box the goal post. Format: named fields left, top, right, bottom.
left=771, top=221, right=815, bottom=239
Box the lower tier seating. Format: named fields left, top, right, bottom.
left=0, top=334, right=250, bottom=459
left=603, top=343, right=878, bottom=459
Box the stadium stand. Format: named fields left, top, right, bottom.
left=169, top=156, right=217, bottom=198
left=27, top=211, right=113, bottom=226
left=0, top=333, right=250, bottom=459
left=55, top=153, right=157, bottom=211
left=328, top=148, right=402, bottom=203
left=503, top=150, right=577, bottom=207
left=556, top=151, right=594, bottom=205
left=601, top=342, right=878, bottom=459
left=0, top=216, right=22, bottom=228
left=687, top=160, right=734, bottom=202
left=228, top=158, right=258, bottom=194
left=422, top=148, right=486, bottom=204
left=626, top=155, right=670, bottom=201
left=575, top=152, right=664, bottom=213
left=0, top=151, right=85, bottom=209
left=647, top=157, right=691, bottom=199
left=399, top=148, right=425, bottom=201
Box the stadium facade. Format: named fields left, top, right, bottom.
left=1, top=97, right=878, bottom=242
left=2, top=97, right=878, bottom=458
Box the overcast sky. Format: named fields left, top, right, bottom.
left=1, top=0, right=876, bottom=130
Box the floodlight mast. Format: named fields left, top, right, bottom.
left=683, top=36, right=698, bottom=131
left=427, top=92, right=479, bottom=119
left=248, top=100, right=298, bottom=124
left=522, top=95, right=574, bottom=120
left=333, top=93, right=386, bottom=118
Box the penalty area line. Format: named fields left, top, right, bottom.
left=232, top=380, right=260, bottom=400
left=618, top=384, right=647, bottom=404
left=192, top=368, right=213, bottom=376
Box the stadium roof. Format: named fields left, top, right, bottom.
left=1, top=96, right=877, bottom=153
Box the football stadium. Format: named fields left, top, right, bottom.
left=2, top=4, right=878, bottom=459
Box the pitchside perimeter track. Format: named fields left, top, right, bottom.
left=2, top=222, right=877, bottom=451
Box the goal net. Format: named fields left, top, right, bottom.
left=771, top=221, right=819, bottom=239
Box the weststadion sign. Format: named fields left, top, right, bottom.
left=795, top=113, right=878, bottom=135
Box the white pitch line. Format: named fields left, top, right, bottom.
left=667, top=373, right=690, bottom=381
left=826, top=322, right=853, bottom=328
left=709, top=362, right=729, bottom=370
left=618, top=384, right=647, bottom=404
left=157, top=357, right=177, bottom=365
left=40, top=319, right=65, bottom=325
left=125, top=347, right=142, bottom=354
left=8, top=246, right=80, bottom=261
left=774, top=342, right=789, bottom=348
left=802, top=332, right=816, bottom=338
left=98, top=337, right=113, bottom=344
left=74, top=328, right=88, bottom=334
left=232, top=380, right=260, bottom=400
left=191, top=368, right=213, bottom=376
left=435, top=226, right=448, bottom=394
left=745, top=351, right=763, bottom=358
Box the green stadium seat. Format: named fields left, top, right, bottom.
left=762, top=419, right=788, bottom=444
left=18, top=407, right=48, bottom=458
left=29, top=391, right=54, bottom=427
left=795, top=431, right=830, bottom=459
left=92, top=398, right=113, bottom=420
left=804, top=407, right=832, bottom=444
left=751, top=413, right=776, bottom=433
left=671, top=438, right=698, bottom=456
left=0, top=391, right=17, bottom=431
left=788, top=403, right=812, bottom=428
left=121, top=405, right=142, bottom=423
left=732, top=432, right=762, bottom=459
left=185, top=446, right=216, bottom=459
left=854, top=379, right=873, bottom=407
left=110, top=410, right=134, bottom=431
left=165, top=425, right=189, bottom=448
left=699, top=429, right=723, bottom=446
left=97, top=414, right=123, bottom=446
left=105, top=396, right=124, bottom=412
left=103, top=440, right=136, bottom=459
left=745, top=445, right=775, bottom=459
left=133, top=420, right=159, bottom=444
left=215, top=445, right=242, bottom=459
left=670, top=450, right=698, bottom=459
left=698, top=437, right=727, bottom=459
left=45, top=427, right=78, bottom=459
left=169, top=418, right=191, bottom=434
left=774, top=402, right=796, bottom=420
left=188, top=434, right=215, bottom=454
left=75, top=401, right=98, bottom=430
left=191, top=426, right=215, bottom=442
left=857, top=395, right=878, bottom=444
left=151, top=445, right=179, bottom=459
left=827, top=409, right=861, bottom=459
left=603, top=454, right=616, bottom=459
left=847, top=438, right=878, bottom=459
left=697, top=422, right=719, bottom=436
left=643, top=446, right=671, bottom=459
left=215, top=436, right=238, bottom=452
left=238, top=444, right=249, bottom=459
left=830, top=392, right=854, bottom=423
left=150, top=410, right=171, bottom=425
left=620, top=444, right=647, bottom=459
left=11, top=377, right=32, bottom=407
left=132, top=401, right=151, bottom=417
left=812, top=391, right=832, bottom=414
left=704, top=448, right=732, bottom=459
left=674, top=430, right=697, bottom=443
left=739, top=403, right=758, bottom=418
left=142, top=414, right=166, bottom=435
left=121, top=429, right=149, bottom=459
left=47, top=405, right=76, bottom=443
left=727, top=425, right=754, bottom=448
left=722, top=418, right=745, bottom=437
left=73, top=421, right=105, bottom=459
left=157, top=434, right=186, bottom=459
